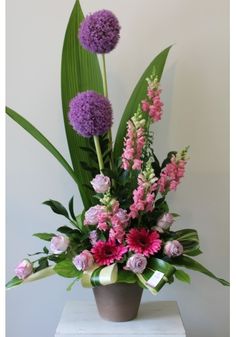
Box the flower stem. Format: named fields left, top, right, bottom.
left=102, top=54, right=108, bottom=97
left=101, top=54, right=115, bottom=177
left=94, top=135, right=104, bottom=172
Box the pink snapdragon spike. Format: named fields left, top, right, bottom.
left=129, top=160, right=158, bottom=219
left=141, top=74, right=164, bottom=122
left=157, top=147, right=189, bottom=194
left=122, top=109, right=146, bottom=171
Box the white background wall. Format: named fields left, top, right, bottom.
left=6, top=0, right=229, bottom=336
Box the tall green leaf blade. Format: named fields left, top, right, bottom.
left=61, top=0, right=103, bottom=209
left=6, top=107, right=79, bottom=186
left=114, top=46, right=172, bottom=160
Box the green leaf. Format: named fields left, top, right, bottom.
left=6, top=276, right=23, bottom=289
left=169, top=256, right=229, bottom=286
left=34, top=257, right=49, bottom=272
left=61, top=0, right=103, bottom=209
left=175, top=269, right=191, bottom=284
left=6, top=107, right=79, bottom=186
left=43, top=199, right=70, bottom=219
left=184, top=247, right=202, bottom=256
left=117, top=270, right=137, bottom=284
left=57, top=226, right=74, bottom=235
left=54, top=259, right=82, bottom=278
left=43, top=247, right=49, bottom=254
left=69, top=197, right=76, bottom=221
left=114, top=46, right=172, bottom=160
left=33, top=233, right=55, bottom=241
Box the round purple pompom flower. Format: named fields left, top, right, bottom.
left=68, top=91, right=113, bottom=137
left=79, top=10, right=121, bottom=54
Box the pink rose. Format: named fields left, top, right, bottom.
left=84, top=205, right=106, bottom=225
left=50, top=235, right=69, bottom=254
left=15, top=259, right=33, bottom=279
left=73, top=250, right=94, bottom=271
left=155, top=213, right=175, bottom=233
left=91, top=174, right=111, bottom=193
left=111, top=208, right=129, bottom=227
left=124, top=254, right=147, bottom=274
left=164, top=240, right=183, bottom=258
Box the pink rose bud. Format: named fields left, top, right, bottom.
left=50, top=235, right=69, bottom=254
left=91, top=174, right=111, bottom=193
left=15, top=259, right=33, bottom=279
left=84, top=205, right=105, bottom=225
left=155, top=213, right=175, bottom=233
left=164, top=240, right=183, bottom=258
left=124, top=253, right=147, bottom=274
left=73, top=250, right=94, bottom=271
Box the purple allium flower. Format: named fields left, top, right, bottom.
left=79, top=10, right=121, bottom=54
left=68, top=91, right=113, bottom=137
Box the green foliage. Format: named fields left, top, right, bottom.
left=54, top=259, right=82, bottom=278
left=175, top=269, right=191, bottom=284
left=6, top=276, right=23, bottom=289
left=114, top=46, right=172, bottom=160
left=169, top=255, right=229, bottom=286
left=33, top=233, right=55, bottom=241
left=167, top=229, right=202, bottom=257
left=61, top=0, right=104, bottom=209
left=68, top=197, right=76, bottom=221
left=117, top=270, right=137, bottom=284
left=43, top=199, right=70, bottom=220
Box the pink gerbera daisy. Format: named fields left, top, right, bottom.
left=126, top=228, right=162, bottom=257
left=91, top=240, right=127, bottom=266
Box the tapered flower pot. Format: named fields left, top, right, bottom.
left=92, top=282, right=143, bottom=322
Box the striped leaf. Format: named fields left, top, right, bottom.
left=113, top=46, right=172, bottom=160
left=61, top=0, right=103, bottom=209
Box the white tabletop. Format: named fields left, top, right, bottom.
left=55, top=300, right=186, bottom=337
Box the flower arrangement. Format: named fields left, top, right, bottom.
left=6, top=0, right=229, bottom=296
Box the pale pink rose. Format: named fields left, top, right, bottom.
left=155, top=213, right=175, bottom=233
left=50, top=235, right=69, bottom=254
left=111, top=208, right=129, bottom=227
left=124, top=254, right=147, bottom=274
left=164, top=240, right=183, bottom=258
left=73, top=250, right=94, bottom=271
left=84, top=205, right=105, bottom=225
left=15, top=259, right=33, bottom=279
left=91, top=174, right=111, bottom=193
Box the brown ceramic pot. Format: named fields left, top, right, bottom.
left=93, top=282, right=143, bottom=322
